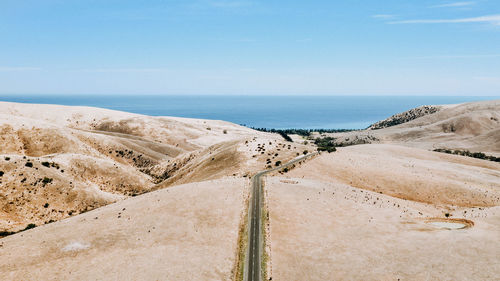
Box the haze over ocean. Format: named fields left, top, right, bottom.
left=1, top=95, right=497, bottom=129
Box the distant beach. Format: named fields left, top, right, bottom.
left=0, top=95, right=497, bottom=129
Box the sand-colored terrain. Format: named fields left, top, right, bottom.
left=264, top=101, right=500, bottom=280
left=328, top=100, right=500, bottom=155
left=0, top=101, right=311, bottom=233
left=0, top=178, right=248, bottom=280
left=286, top=144, right=500, bottom=207
left=266, top=177, right=500, bottom=280
left=1, top=99, right=500, bottom=280
left=265, top=134, right=500, bottom=280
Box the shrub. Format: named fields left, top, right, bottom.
left=0, top=231, right=15, bottom=237
left=42, top=177, right=53, bottom=184
left=223, top=129, right=227, bottom=134
left=4, top=157, right=10, bottom=161
left=278, top=131, right=293, bottom=142
left=25, top=162, right=33, bottom=168
left=23, top=223, right=36, bottom=231
left=314, top=137, right=337, bottom=153
left=0, top=223, right=37, bottom=238
left=317, top=146, right=336, bottom=153
left=433, top=148, right=500, bottom=162
left=43, top=203, right=49, bottom=208
left=275, top=161, right=282, bottom=166
left=0, top=171, right=3, bottom=177
left=303, top=150, right=308, bottom=155
left=41, top=161, right=50, bottom=167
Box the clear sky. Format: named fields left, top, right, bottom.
left=1, top=0, right=500, bottom=95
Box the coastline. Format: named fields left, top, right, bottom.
left=1, top=95, right=498, bottom=130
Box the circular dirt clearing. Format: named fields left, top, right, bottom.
left=426, top=218, right=474, bottom=230
left=430, top=221, right=466, bottom=229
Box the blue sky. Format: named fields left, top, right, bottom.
left=1, top=0, right=500, bottom=95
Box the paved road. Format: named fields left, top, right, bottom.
left=245, top=153, right=318, bottom=281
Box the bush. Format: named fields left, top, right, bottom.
left=223, top=129, right=227, bottom=134
left=433, top=148, right=500, bottom=162
left=317, top=146, right=336, bottom=153
left=0, top=223, right=37, bottom=238
left=25, top=162, right=33, bottom=168
left=0, top=171, right=3, bottom=177
left=275, top=161, right=282, bottom=166
left=314, top=137, right=336, bottom=153
left=23, top=223, right=36, bottom=231
left=4, top=157, right=10, bottom=161
left=0, top=230, right=15, bottom=237
left=42, top=177, right=53, bottom=184
left=303, top=150, right=308, bottom=155
left=41, top=161, right=50, bottom=167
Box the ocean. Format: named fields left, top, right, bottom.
left=0, top=95, right=498, bottom=129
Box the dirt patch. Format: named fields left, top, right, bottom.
left=93, top=119, right=143, bottom=136
left=425, top=218, right=474, bottom=229
left=280, top=179, right=298, bottom=184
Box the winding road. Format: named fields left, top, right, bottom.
left=244, top=152, right=317, bottom=281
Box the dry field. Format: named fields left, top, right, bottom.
left=0, top=178, right=248, bottom=280
left=265, top=176, right=500, bottom=280
left=0, top=101, right=311, bottom=233
left=1, top=100, right=499, bottom=280
left=262, top=100, right=500, bottom=280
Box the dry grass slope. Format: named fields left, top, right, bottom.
left=0, top=101, right=311, bottom=233
left=287, top=144, right=500, bottom=207
left=0, top=178, right=248, bottom=280
left=330, top=100, right=500, bottom=154
left=0, top=102, right=262, bottom=233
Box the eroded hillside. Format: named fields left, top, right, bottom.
left=0, top=102, right=311, bottom=233
left=324, top=100, right=500, bottom=154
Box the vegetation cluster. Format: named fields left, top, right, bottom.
left=314, top=137, right=337, bottom=153
left=250, top=127, right=357, bottom=138
left=434, top=148, right=500, bottom=162
left=0, top=223, right=36, bottom=238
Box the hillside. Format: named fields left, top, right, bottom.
left=266, top=175, right=500, bottom=280
left=0, top=178, right=248, bottom=280
left=1, top=99, right=500, bottom=281
left=329, top=100, right=500, bottom=155
left=266, top=144, right=500, bottom=280
left=367, top=105, right=442, bottom=130
left=262, top=99, right=500, bottom=280
left=0, top=101, right=312, bottom=233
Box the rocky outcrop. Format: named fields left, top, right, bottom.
left=368, top=105, right=441, bottom=130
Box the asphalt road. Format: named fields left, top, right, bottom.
left=245, top=152, right=318, bottom=281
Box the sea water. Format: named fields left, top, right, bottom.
left=0, top=95, right=497, bottom=129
